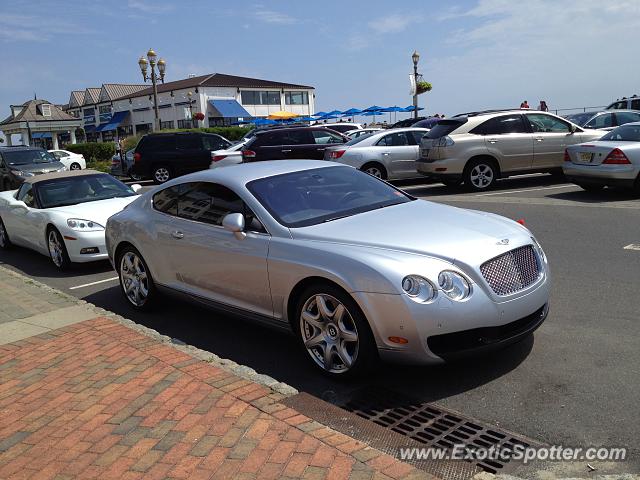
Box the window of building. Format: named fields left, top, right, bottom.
left=177, top=119, right=193, bottom=129
left=98, top=105, right=112, bottom=114
left=160, top=120, right=175, bottom=130
left=83, top=108, right=95, bottom=118
left=240, top=90, right=280, bottom=105
left=285, top=91, right=309, bottom=105
left=41, top=104, right=51, bottom=117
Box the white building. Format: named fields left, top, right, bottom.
left=66, top=73, right=315, bottom=141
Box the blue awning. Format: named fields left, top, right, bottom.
left=96, top=111, right=129, bottom=132
left=209, top=99, right=251, bottom=118
left=84, top=125, right=96, bottom=133
left=31, top=132, right=52, bottom=139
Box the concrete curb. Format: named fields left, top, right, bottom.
left=0, top=265, right=298, bottom=397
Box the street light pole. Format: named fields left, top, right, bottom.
left=138, top=49, right=166, bottom=132
left=412, top=50, right=420, bottom=120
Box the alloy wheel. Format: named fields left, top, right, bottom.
left=300, top=294, right=359, bottom=374
left=69, top=163, right=81, bottom=170
left=364, top=166, right=382, bottom=178
left=469, top=163, right=494, bottom=189
left=153, top=167, right=170, bottom=183
left=120, top=251, right=149, bottom=307
left=48, top=230, right=64, bottom=267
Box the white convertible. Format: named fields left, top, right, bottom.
left=0, top=170, right=140, bottom=269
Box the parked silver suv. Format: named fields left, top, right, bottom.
left=417, top=110, right=606, bottom=190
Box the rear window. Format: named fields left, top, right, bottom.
left=2, top=149, right=56, bottom=165
left=424, top=119, right=466, bottom=139
left=600, top=125, right=640, bottom=142
left=322, top=124, right=354, bottom=133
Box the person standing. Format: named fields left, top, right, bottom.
left=520, top=100, right=530, bottom=109
left=538, top=100, right=549, bottom=111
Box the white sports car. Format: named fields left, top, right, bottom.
left=48, top=149, right=87, bottom=170
left=0, top=170, right=140, bottom=269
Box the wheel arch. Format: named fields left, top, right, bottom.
left=464, top=154, right=502, bottom=178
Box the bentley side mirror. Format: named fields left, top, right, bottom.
left=569, top=124, right=577, bottom=133
left=222, top=212, right=246, bottom=240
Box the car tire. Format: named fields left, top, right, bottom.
left=361, top=162, right=387, bottom=180
left=441, top=178, right=463, bottom=188
left=0, top=218, right=12, bottom=250
left=294, top=283, right=377, bottom=378
left=576, top=183, right=605, bottom=192
left=152, top=165, right=172, bottom=184
left=464, top=158, right=498, bottom=191
left=117, top=245, right=157, bottom=311
left=69, top=162, right=82, bottom=170
left=47, top=227, right=71, bottom=270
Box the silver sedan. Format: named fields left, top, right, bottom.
left=106, top=161, right=550, bottom=377
left=324, top=128, right=429, bottom=180
left=563, top=122, right=640, bottom=191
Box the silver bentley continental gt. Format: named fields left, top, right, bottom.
left=105, top=161, right=550, bottom=377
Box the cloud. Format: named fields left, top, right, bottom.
left=127, top=0, right=174, bottom=14
left=368, top=13, right=422, bottom=34
left=0, top=13, right=93, bottom=42
left=345, top=34, right=368, bottom=52
left=253, top=8, right=297, bottom=24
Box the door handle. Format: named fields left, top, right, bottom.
left=171, top=231, right=184, bottom=239
left=535, top=137, right=544, bottom=142
left=488, top=138, right=498, bottom=144
left=382, top=152, right=391, bottom=156
left=282, top=149, right=292, bottom=153
left=317, top=147, right=326, bottom=151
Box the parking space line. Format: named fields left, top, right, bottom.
left=475, top=184, right=575, bottom=196
left=69, top=277, right=118, bottom=290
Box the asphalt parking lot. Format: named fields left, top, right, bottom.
left=1, top=173, right=638, bottom=474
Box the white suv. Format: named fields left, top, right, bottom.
left=417, top=109, right=606, bottom=190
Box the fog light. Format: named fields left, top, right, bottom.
left=80, top=247, right=99, bottom=254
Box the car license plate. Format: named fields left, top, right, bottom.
left=579, top=152, right=593, bottom=163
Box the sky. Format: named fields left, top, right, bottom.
left=1, top=0, right=639, bottom=129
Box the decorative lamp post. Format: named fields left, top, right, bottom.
left=187, top=91, right=194, bottom=127
left=412, top=50, right=420, bottom=120
left=138, top=48, right=166, bottom=131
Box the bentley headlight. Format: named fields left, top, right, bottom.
left=531, top=236, right=546, bottom=262
left=401, top=275, right=436, bottom=303
left=438, top=271, right=471, bottom=301
left=67, top=219, right=104, bottom=232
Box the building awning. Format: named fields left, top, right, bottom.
left=84, top=125, right=96, bottom=133
left=208, top=100, right=251, bottom=118
left=96, top=111, right=129, bottom=132
left=31, top=132, right=52, bottom=139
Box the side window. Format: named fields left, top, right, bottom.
left=376, top=132, right=409, bottom=147
left=631, top=99, right=640, bottom=110
left=615, top=112, right=640, bottom=126
left=608, top=101, right=626, bottom=110
left=585, top=114, right=613, bottom=129
left=152, top=185, right=182, bottom=216
left=312, top=130, right=344, bottom=144
left=202, top=135, right=230, bottom=151
left=176, top=135, right=201, bottom=150
left=526, top=114, right=570, bottom=133
left=410, top=130, right=427, bottom=144
left=145, top=136, right=175, bottom=152
left=258, top=131, right=286, bottom=146
left=17, top=184, right=35, bottom=207
left=283, top=130, right=313, bottom=145
left=471, top=115, right=527, bottom=135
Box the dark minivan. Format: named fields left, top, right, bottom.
left=131, top=132, right=232, bottom=184
left=0, top=147, right=66, bottom=191
left=242, top=126, right=348, bottom=162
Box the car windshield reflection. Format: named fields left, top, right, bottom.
left=37, top=175, right=136, bottom=209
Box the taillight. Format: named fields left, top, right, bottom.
left=133, top=152, right=141, bottom=162
left=603, top=148, right=631, bottom=164
left=211, top=155, right=227, bottom=162
left=329, top=150, right=346, bottom=159
left=243, top=150, right=256, bottom=159
left=563, top=149, right=570, bottom=162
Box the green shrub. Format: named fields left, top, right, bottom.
left=67, top=142, right=116, bottom=162
left=87, top=160, right=111, bottom=173
left=122, top=135, right=143, bottom=152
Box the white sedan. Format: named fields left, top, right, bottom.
left=48, top=149, right=86, bottom=170
left=209, top=141, right=247, bottom=169
left=0, top=170, right=140, bottom=269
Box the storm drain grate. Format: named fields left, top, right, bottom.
left=338, top=386, right=542, bottom=474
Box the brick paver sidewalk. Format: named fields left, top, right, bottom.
left=0, top=268, right=433, bottom=480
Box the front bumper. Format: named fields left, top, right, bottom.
left=62, top=230, right=109, bottom=263
left=563, top=162, right=639, bottom=188
left=353, top=268, right=550, bottom=365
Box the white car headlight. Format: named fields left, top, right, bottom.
left=11, top=170, right=34, bottom=177
left=438, top=271, right=471, bottom=301
left=401, top=275, right=436, bottom=303
left=67, top=219, right=104, bottom=232
left=531, top=236, right=546, bottom=262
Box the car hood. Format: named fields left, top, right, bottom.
left=9, top=162, right=65, bottom=174
left=290, top=200, right=532, bottom=267
left=47, top=196, right=138, bottom=226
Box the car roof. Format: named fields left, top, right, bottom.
left=24, top=169, right=106, bottom=185
left=165, top=160, right=343, bottom=187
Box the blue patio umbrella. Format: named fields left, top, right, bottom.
left=363, top=105, right=384, bottom=112
left=380, top=106, right=405, bottom=123
left=360, top=110, right=383, bottom=123
left=253, top=118, right=277, bottom=125
left=312, top=111, right=328, bottom=117
left=326, top=110, right=342, bottom=116
left=315, top=114, right=340, bottom=121
left=404, top=105, right=425, bottom=112
left=296, top=116, right=316, bottom=122
left=341, top=108, right=362, bottom=115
